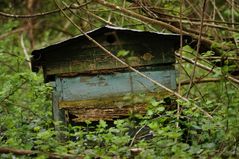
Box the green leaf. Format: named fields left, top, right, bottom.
left=116, top=50, right=129, bottom=57
left=147, top=110, right=154, bottom=116
left=202, top=50, right=215, bottom=57
left=151, top=100, right=160, bottom=107
left=156, top=106, right=165, bottom=112
left=98, top=120, right=107, bottom=128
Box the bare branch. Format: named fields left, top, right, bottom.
left=0, top=1, right=91, bottom=19
left=0, top=61, right=18, bottom=72
left=179, top=78, right=222, bottom=85
left=82, top=8, right=114, bottom=26
left=187, top=0, right=208, bottom=96
left=0, top=27, right=25, bottom=40
left=0, top=80, right=28, bottom=105
left=159, top=18, right=239, bottom=33
left=145, top=8, right=239, bottom=25
left=20, top=34, right=31, bottom=69
left=93, top=0, right=234, bottom=53
left=0, top=147, right=82, bottom=159
left=175, top=53, right=239, bottom=85
left=201, top=56, right=239, bottom=61
left=129, top=125, right=146, bottom=147
left=176, top=0, right=184, bottom=130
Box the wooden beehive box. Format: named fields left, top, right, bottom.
left=31, top=26, right=186, bottom=123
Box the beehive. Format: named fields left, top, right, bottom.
left=31, top=26, right=188, bottom=123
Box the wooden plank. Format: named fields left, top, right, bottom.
left=45, top=46, right=175, bottom=76
left=55, top=66, right=176, bottom=122
left=59, top=91, right=170, bottom=109
left=52, top=84, right=67, bottom=124
left=56, top=66, right=176, bottom=101
left=41, top=31, right=176, bottom=77
left=69, top=103, right=147, bottom=122
left=56, top=66, right=176, bottom=122
left=60, top=92, right=170, bottom=122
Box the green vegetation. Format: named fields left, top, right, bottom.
left=0, top=0, right=239, bottom=158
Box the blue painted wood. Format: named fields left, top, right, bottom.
left=52, top=83, right=66, bottom=123
left=56, top=66, right=176, bottom=101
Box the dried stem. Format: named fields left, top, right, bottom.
left=0, top=80, right=28, bottom=105
left=176, top=0, right=184, bottom=129
left=93, top=0, right=215, bottom=49
left=0, top=27, right=25, bottom=40
left=0, top=147, right=82, bottom=159
left=175, top=53, right=239, bottom=85
left=129, top=125, right=146, bottom=147
left=20, top=34, right=31, bottom=69
left=0, top=1, right=91, bottom=18
left=186, top=0, right=207, bottom=97
left=179, top=78, right=221, bottom=85
left=82, top=8, right=114, bottom=26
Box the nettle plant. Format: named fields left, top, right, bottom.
left=0, top=72, right=238, bottom=158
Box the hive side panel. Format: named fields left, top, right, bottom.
left=42, top=32, right=176, bottom=77
left=55, top=65, right=176, bottom=122
left=57, top=66, right=176, bottom=102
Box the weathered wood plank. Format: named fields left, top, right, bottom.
left=34, top=28, right=178, bottom=79
left=56, top=66, right=176, bottom=121
left=61, top=92, right=171, bottom=122
left=56, top=66, right=176, bottom=101
left=59, top=91, right=170, bottom=109
left=69, top=103, right=147, bottom=122
left=52, top=84, right=67, bottom=124
left=45, top=44, right=175, bottom=76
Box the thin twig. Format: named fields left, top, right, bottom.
left=176, top=0, right=184, bottom=129
left=20, top=34, right=31, bottom=69
left=185, top=0, right=201, bottom=17
left=121, top=0, right=126, bottom=25
left=0, top=147, right=82, bottom=159
left=144, top=7, right=239, bottom=25
left=175, top=53, right=239, bottom=85
left=112, top=11, right=158, bottom=32
left=158, top=18, right=239, bottom=33
left=201, top=56, right=239, bottom=61
left=0, top=27, right=25, bottom=40
left=0, top=80, right=28, bottom=105
left=187, top=0, right=207, bottom=97
left=82, top=8, right=115, bottom=26
left=176, top=60, right=206, bottom=101
left=1, top=51, right=31, bottom=64
left=61, top=2, right=97, bottom=29
left=209, top=0, right=226, bottom=22
left=93, top=0, right=215, bottom=49
left=129, top=125, right=146, bottom=147
left=179, top=78, right=222, bottom=85
left=0, top=61, right=18, bottom=72
left=231, top=0, right=239, bottom=49
left=0, top=1, right=91, bottom=19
